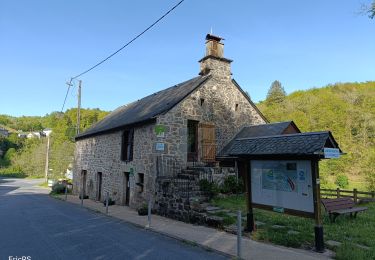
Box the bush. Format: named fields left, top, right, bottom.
left=103, top=197, right=115, bottom=206
left=335, top=174, right=349, bottom=188
left=137, top=203, right=148, bottom=215
left=199, top=179, right=220, bottom=199
left=221, top=175, right=244, bottom=194
left=51, top=183, right=66, bottom=194
left=0, top=166, right=26, bottom=178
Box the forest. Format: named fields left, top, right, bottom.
left=0, top=109, right=108, bottom=180
left=0, top=81, right=374, bottom=191
left=259, top=81, right=375, bottom=191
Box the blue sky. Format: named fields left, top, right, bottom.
left=1, top=0, right=374, bottom=117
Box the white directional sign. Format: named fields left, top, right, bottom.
left=323, top=148, right=340, bottom=159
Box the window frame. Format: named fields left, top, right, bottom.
left=121, top=128, right=134, bottom=162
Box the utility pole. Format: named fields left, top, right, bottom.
left=44, top=135, right=50, bottom=183
left=76, top=80, right=82, bottom=135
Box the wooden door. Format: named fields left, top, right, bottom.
left=200, top=123, right=216, bottom=162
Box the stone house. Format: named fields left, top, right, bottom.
left=73, top=34, right=268, bottom=208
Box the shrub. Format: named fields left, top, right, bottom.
left=221, top=175, right=244, bottom=194
left=0, top=166, right=26, bottom=178
left=199, top=179, right=220, bottom=199
left=137, top=203, right=148, bottom=215
left=51, top=183, right=66, bottom=194
left=335, top=174, right=349, bottom=188
left=103, top=197, right=115, bottom=206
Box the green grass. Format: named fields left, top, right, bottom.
left=211, top=194, right=375, bottom=259
left=38, top=182, right=49, bottom=188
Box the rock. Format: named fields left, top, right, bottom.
left=287, top=230, right=300, bottom=235
left=271, top=225, right=286, bottom=229
left=224, top=224, right=244, bottom=235
left=326, top=240, right=342, bottom=247
left=354, top=244, right=370, bottom=250
left=255, top=221, right=265, bottom=227
left=206, top=216, right=224, bottom=228
left=206, top=206, right=221, bottom=212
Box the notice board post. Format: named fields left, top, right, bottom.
left=239, top=160, right=254, bottom=232
left=312, top=160, right=324, bottom=252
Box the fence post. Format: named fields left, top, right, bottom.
left=64, top=185, right=68, bottom=201
left=353, top=188, right=358, bottom=204
left=237, top=210, right=242, bottom=259
left=105, top=192, right=109, bottom=214
left=147, top=197, right=152, bottom=228
left=336, top=188, right=340, bottom=198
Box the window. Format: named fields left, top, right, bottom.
left=121, top=129, right=134, bottom=161
left=235, top=103, right=239, bottom=112
left=200, top=98, right=205, bottom=106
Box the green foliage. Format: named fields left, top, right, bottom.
left=212, top=195, right=375, bottom=258
left=0, top=108, right=109, bottom=178
left=51, top=183, right=66, bottom=194
left=0, top=166, right=26, bottom=178
left=199, top=179, right=220, bottom=199
left=259, top=81, right=375, bottom=191
left=335, top=174, right=349, bottom=188
left=266, top=80, right=286, bottom=104
left=221, top=175, right=244, bottom=194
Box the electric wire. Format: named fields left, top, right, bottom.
left=71, top=0, right=184, bottom=80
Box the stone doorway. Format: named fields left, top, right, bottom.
left=123, top=172, right=130, bottom=206
left=97, top=172, right=103, bottom=201
left=81, top=170, right=87, bottom=197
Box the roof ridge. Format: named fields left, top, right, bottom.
left=235, top=131, right=330, bottom=141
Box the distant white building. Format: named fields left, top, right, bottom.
left=43, top=128, right=52, bottom=137
left=27, top=131, right=45, bottom=139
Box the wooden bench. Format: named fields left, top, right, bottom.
left=321, top=197, right=368, bottom=222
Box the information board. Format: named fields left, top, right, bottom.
left=251, top=160, right=314, bottom=214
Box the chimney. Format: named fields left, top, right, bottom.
left=199, top=34, right=232, bottom=79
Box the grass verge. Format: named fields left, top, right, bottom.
left=211, top=194, right=375, bottom=260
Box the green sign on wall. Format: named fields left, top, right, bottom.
left=155, top=125, right=166, bottom=137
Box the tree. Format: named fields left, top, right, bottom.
left=266, top=80, right=286, bottom=104
left=370, top=1, right=375, bottom=19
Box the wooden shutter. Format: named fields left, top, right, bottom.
left=200, top=123, right=216, bottom=162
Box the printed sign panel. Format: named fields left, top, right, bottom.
left=251, top=160, right=314, bottom=213
left=155, top=125, right=166, bottom=138
left=156, top=142, right=165, bottom=151
left=323, top=148, right=340, bottom=159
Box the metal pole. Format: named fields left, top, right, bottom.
left=80, top=190, right=83, bottom=207
left=105, top=192, right=109, bottom=214
left=65, top=185, right=68, bottom=201
left=44, top=136, right=50, bottom=183
left=237, top=210, right=242, bottom=258
left=147, top=197, right=152, bottom=228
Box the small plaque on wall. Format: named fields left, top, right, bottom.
left=156, top=142, right=165, bottom=151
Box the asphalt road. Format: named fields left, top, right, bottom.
left=0, top=178, right=226, bottom=260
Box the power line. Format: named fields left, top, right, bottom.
left=61, top=78, right=73, bottom=112
left=71, top=0, right=184, bottom=80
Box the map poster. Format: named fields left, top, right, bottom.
left=262, top=162, right=298, bottom=193
left=251, top=160, right=314, bottom=214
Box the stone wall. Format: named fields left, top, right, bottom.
left=73, top=122, right=156, bottom=208
left=157, top=56, right=266, bottom=168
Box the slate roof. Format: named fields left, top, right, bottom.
left=76, top=75, right=210, bottom=140
left=220, top=121, right=299, bottom=156
left=234, top=121, right=300, bottom=139
left=218, top=131, right=341, bottom=158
